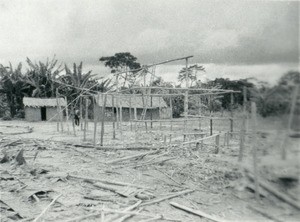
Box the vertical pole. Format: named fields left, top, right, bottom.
left=93, top=96, right=98, bottom=147
left=282, top=85, right=299, bottom=159
left=210, top=118, right=213, bottom=136
left=169, top=97, right=173, bottom=131
left=150, top=92, right=153, bottom=129
left=119, top=98, right=123, bottom=140
left=251, top=102, right=259, bottom=201
left=64, top=96, right=69, bottom=133
left=215, top=134, right=220, bottom=154
left=100, top=94, right=107, bottom=146
left=239, top=87, right=247, bottom=161
left=115, top=75, right=119, bottom=129
left=80, top=96, right=83, bottom=130
left=230, top=92, right=234, bottom=137
left=58, top=98, right=64, bottom=132
left=184, top=58, right=189, bottom=133
left=56, top=89, right=59, bottom=132
left=71, top=104, right=76, bottom=136
left=129, top=96, right=132, bottom=131
left=83, top=97, right=88, bottom=141
left=112, top=95, right=116, bottom=139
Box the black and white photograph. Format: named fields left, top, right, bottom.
left=0, top=0, right=299, bottom=221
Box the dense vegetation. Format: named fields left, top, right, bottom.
left=0, top=53, right=299, bottom=119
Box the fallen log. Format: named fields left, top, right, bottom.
left=140, top=189, right=194, bottom=207
left=106, top=150, right=159, bottom=164
left=169, top=202, right=227, bottom=222
left=245, top=170, right=300, bottom=210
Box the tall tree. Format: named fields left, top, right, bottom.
left=178, top=64, right=205, bottom=87
left=99, top=52, right=141, bottom=87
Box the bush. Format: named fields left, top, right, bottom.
left=2, top=116, right=12, bottom=121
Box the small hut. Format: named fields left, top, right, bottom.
left=23, top=97, right=67, bottom=121
left=95, top=94, right=169, bottom=121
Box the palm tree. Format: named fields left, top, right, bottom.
left=25, top=57, right=63, bottom=97
left=178, top=64, right=205, bottom=87
left=0, top=63, right=28, bottom=117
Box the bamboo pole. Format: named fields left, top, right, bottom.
left=100, top=94, right=107, bottom=146
left=93, top=96, right=98, bottom=147
left=239, top=87, right=247, bottom=161
left=129, top=96, right=132, bottom=131
left=282, top=84, right=299, bottom=159
left=184, top=58, right=189, bottom=133
left=112, top=95, right=116, bottom=139
left=230, top=92, right=234, bottom=137
left=64, top=96, right=69, bottom=132
left=57, top=94, right=64, bottom=132
left=215, top=133, right=220, bottom=154
left=80, top=96, right=83, bottom=130
left=251, top=102, right=259, bottom=201
left=33, top=194, right=62, bottom=222
left=210, top=118, right=213, bottom=136
left=170, top=202, right=226, bottom=222
left=83, top=97, right=88, bottom=141
left=71, top=104, right=76, bottom=136
left=56, top=89, right=59, bottom=132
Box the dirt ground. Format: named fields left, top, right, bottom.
left=0, top=116, right=299, bottom=222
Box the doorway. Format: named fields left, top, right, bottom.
left=41, top=107, right=47, bottom=121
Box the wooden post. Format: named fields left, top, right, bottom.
left=80, top=96, right=83, bottom=130
left=119, top=99, right=123, bottom=139
left=169, top=97, right=173, bottom=131
left=223, top=132, right=227, bottom=146
left=83, top=97, right=88, bottom=141
left=64, top=96, right=69, bottom=132
left=184, top=58, right=189, bottom=133
left=210, top=118, right=213, bottom=136
left=230, top=92, right=234, bottom=137
left=58, top=99, right=64, bottom=132
left=71, top=104, right=76, bottom=136
left=239, top=87, right=247, bottom=161
left=251, top=102, right=259, bottom=201
left=129, top=96, right=132, bottom=131
left=150, top=93, right=153, bottom=129
left=169, top=97, right=173, bottom=119
left=56, top=90, right=64, bottom=132
left=134, top=94, right=137, bottom=120
left=93, top=96, right=98, bottom=147
left=215, top=134, right=220, bottom=154
left=56, top=89, right=59, bottom=132
left=282, top=85, right=299, bottom=159
left=112, top=95, right=116, bottom=139
left=227, top=131, right=230, bottom=147
left=100, top=94, right=107, bottom=146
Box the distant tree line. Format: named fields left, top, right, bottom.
left=1, top=52, right=299, bottom=119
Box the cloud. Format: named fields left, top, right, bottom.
left=0, top=0, right=298, bottom=84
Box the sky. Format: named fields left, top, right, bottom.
left=0, top=0, right=299, bottom=85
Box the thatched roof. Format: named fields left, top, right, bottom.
left=23, top=97, right=67, bottom=107
left=95, top=94, right=168, bottom=108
